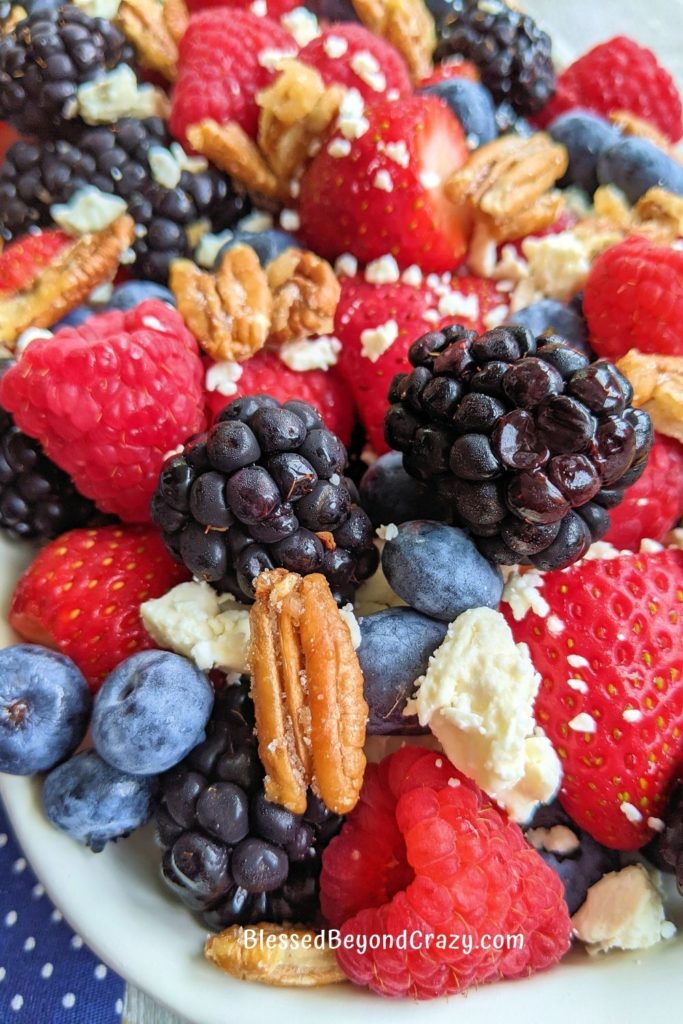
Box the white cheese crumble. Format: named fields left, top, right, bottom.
left=547, top=614, right=565, bottom=635
left=521, top=231, right=593, bottom=302
left=141, top=581, right=251, bottom=674
left=622, top=708, right=643, bottom=724
left=376, top=523, right=399, bottom=542
left=258, top=48, right=297, bottom=71
left=502, top=569, right=550, bottom=621
left=339, top=604, right=361, bottom=649
left=572, top=865, right=675, bottom=954
left=526, top=824, right=580, bottom=856
left=648, top=817, right=666, bottom=833
left=15, top=327, right=53, bottom=357
left=205, top=360, right=244, bottom=397
left=418, top=170, right=441, bottom=190
left=238, top=210, right=274, bottom=233
left=364, top=254, right=400, bottom=284
left=620, top=801, right=643, bottom=825
left=195, top=229, right=234, bottom=269
left=482, top=303, right=509, bottom=329
left=401, top=265, right=423, bottom=287
left=378, top=139, right=409, bottom=167
left=73, top=0, right=120, bottom=17
left=639, top=538, right=664, bottom=553
left=437, top=290, right=479, bottom=320
left=280, top=7, right=321, bottom=46
left=76, top=65, right=160, bottom=124
left=337, top=89, right=369, bottom=140
left=373, top=169, right=393, bottom=192
left=149, top=146, right=182, bottom=190
left=360, top=319, right=399, bottom=362
left=350, top=50, right=386, bottom=92
left=250, top=0, right=267, bottom=14
left=568, top=712, right=597, bottom=734
left=406, top=607, right=561, bottom=822
left=323, top=34, right=348, bottom=58
left=51, top=186, right=127, bottom=235
left=280, top=209, right=300, bottom=232
left=278, top=335, right=341, bottom=372
left=334, top=253, right=358, bottom=277
left=327, top=137, right=351, bottom=158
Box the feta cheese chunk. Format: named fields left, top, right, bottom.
left=572, top=865, right=675, bottom=954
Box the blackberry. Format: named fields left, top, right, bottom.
left=152, top=396, right=378, bottom=603
left=431, top=0, right=555, bottom=116
left=0, top=394, right=94, bottom=541
left=0, top=6, right=134, bottom=137
left=644, top=780, right=683, bottom=892
left=385, top=324, right=653, bottom=571
left=155, top=678, right=343, bottom=931
left=0, top=119, right=247, bottom=281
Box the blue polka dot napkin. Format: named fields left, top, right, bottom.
left=0, top=800, right=126, bottom=1024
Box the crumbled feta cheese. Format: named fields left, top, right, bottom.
left=547, top=614, right=565, bottom=635
left=583, top=541, right=625, bottom=561
left=76, top=65, right=160, bottom=124
left=422, top=309, right=440, bottom=324
left=149, top=146, right=182, bottom=190
left=280, top=209, right=300, bottom=231
left=334, top=253, right=358, bottom=277
left=15, top=328, right=53, bottom=357
left=250, top=0, right=267, bottom=15
left=360, top=320, right=399, bottom=362
left=376, top=523, right=399, bottom=542
left=278, top=335, right=341, bottom=372
left=526, top=824, right=580, bottom=856
left=502, top=569, right=550, bottom=621
left=51, top=186, right=127, bottom=235
left=337, top=89, right=369, bottom=140
left=407, top=608, right=561, bottom=822
left=401, top=265, right=423, bottom=287
left=258, top=48, right=296, bottom=70
left=482, top=303, right=509, bottom=329
left=639, top=538, right=665, bottom=553
left=364, top=254, right=400, bottom=284
left=418, top=170, right=440, bottom=190
left=373, top=170, right=393, bottom=192
left=339, top=604, right=361, bottom=649
left=141, top=581, right=250, bottom=674
left=567, top=678, right=589, bottom=694
left=89, top=282, right=114, bottom=305
left=620, top=801, right=643, bottom=825
left=568, top=712, right=597, bottom=734
left=521, top=231, right=594, bottom=302
left=205, top=361, right=244, bottom=397
left=350, top=51, right=386, bottom=92
left=281, top=7, right=321, bottom=46
left=195, top=229, right=234, bottom=269
left=437, top=290, right=479, bottom=320
left=327, top=137, right=352, bottom=158
left=378, top=140, right=409, bottom=168
left=648, top=817, right=666, bottom=833
left=73, top=0, right=120, bottom=17
left=622, top=708, right=643, bottom=724
left=572, top=865, right=675, bottom=954
left=238, top=210, right=274, bottom=233
left=323, top=34, right=348, bottom=58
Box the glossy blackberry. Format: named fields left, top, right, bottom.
left=0, top=397, right=94, bottom=541
left=156, top=678, right=343, bottom=931
left=0, top=6, right=134, bottom=137
left=152, top=396, right=378, bottom=602
left=0, top=119, right=246, bottom=281
left=432, top=0, right=555, bottom=116
left=644, top=780, right=683, bottom=892
left=385, top=325, right=653, bottom=571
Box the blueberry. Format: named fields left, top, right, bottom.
left=359, top=451, right=434, bottom=528
left=507, top=300, right=591, bottom=356
left=0, top=645, right=91, bottom=775
left=358, top=609, right=447, bottom=734
left=304, top=0, right=358, bottom=20
left=597, top=135, right=683, bottom=203
left=107, top=281, right=176, bottom=311
left=381, top=521, right=504, bottom=621
left=548, top=110, right=620, bottom=194
left=92, top=651, right=214, bottom=775
left=419, top=78, right=497, bottom=148
left=54, top=305, right=93, bottom=330
left=42, top=750, right=156, bottom=851
left=216, top=229, right=297, bottom=269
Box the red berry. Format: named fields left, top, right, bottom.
left=0, top=120, right=19, bottom=165
left=320, top=747, right=571, bottom=998
left=0, top=301, right=207, bottom=524
left=418, top=58, right=480, bottom=86
left=506, top=548, right=683, bottom=849
left=335, top=275, right=507, bottom=453
left=299, top=24, right=411, bottom=103
left=604, top=434, right=683, bottom=551
left=186, top=0, right=299, bottom=15
left=536, top=36, right=683, bottom=142
left=170, top=9, right=297, bottom=146
left=204, top=348, right=355, bottom=444
left=584, top=237, right=683, bottom=359
left=10, top=525, right=190, bottom=691
left=298, top=95, right=470, bottom=273
left=0, top=229, right=71, bottom=294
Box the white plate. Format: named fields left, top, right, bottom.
left=3, top=4, right=683, bottom=1020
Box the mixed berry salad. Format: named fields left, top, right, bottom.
left=1, top=0, right=683, bottom=1001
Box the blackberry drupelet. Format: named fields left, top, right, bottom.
left=0, top=396, right=95, bottom=541
left=155, top=678, right=343, bottom=931
left=432, top=0, right=555, bottom=116
left=152, top=395, right=378, bottom=603
left=0, top=6, right=134, bottom=137
left=0, top=119, right=247, bottom=281
left=645, top=780, right=683, bottom=892
left=385, top=324, right=653, bottom=571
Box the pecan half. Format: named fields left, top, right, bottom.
left=267, top=248, right=341, bottom=346
left=249, top=569, right=367, bottom=815
left=187, top=119, right=286, bottom=203
left=115, top=0, right=185, bottom=81
left=205, top=924, right=345, bottom=987
left=0, top=215, right=135, bottom=347
left=170, top=244, right=272, bottom=362
left=352, top=0, right=436, bottom=81
left=616, top=350, right=683, bottom=444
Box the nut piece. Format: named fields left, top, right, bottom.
left=0, top=215, right=135, bottom=347
left=446, top=133, right=567, bottom=242
left=267, top=248, right=341, bottom=345
left=205, top=923, right=346, bottom=987
left=187, top=119, right=286, bottom=202
left=249, top=569, right=367, bottom=815
left=616, top=350, right=683, bottom=443
left=170, top=244, right=272, bottom=362
left=609, top=110, right=682, bottom=160
left=115, top=0, right=185, bottom=82
left=352, top=0, right=436, bottom=81
left=258, top=60, right=345, bottom=185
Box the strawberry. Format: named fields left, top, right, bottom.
left=418, top=58, right=481, bottom=86
left=0, top=229, right=71, bottom=294
left=298, top=24, right=411, bottom=103
left=298, top=95, right=470, bottom=273
left=604, top=434, right=683, bottom=551
left=10, top=525, right=190, bottom=691
left=0, top=120, right=18, bottom=165
left=335, top=274, right=508, bottom=453
left=506, top=549, right=683, bottom=849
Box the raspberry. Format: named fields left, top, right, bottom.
left=0, top=228, right=71, bottom=293
left=604, top=434, right=683, bottom=550
left=204, top=349, right=354, bottom=445
left=9, top=525, right=190, bottom=690
left=584, top=237, right=683, bottom=360
left=536, top=36, right=683, bottom=143
left=320, top=747, right=571, bottom=998
left=187, top=0, right=299, bottom=14
left=418, top=57, right=480, bottom=87
left=298, top=24, right=411, bottom=103
left=170, top=9, right=297, bottom=147
left=0, top=301, right=207, bottom=523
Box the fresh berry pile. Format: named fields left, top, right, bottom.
left=0, top=0, right=682, bottom=1007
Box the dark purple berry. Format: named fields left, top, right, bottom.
left=250, top=406, right=307, bottom=453
left=449, top=433, right=501, bottom=480
left=206, top=421, right=261, bottom=474
left=502, top=357, right=564, bottom=409
left=507, top=470, right=570, bottom=525
left=189, top=472, right=234, bottom=528
left=225, top=467, right=281, bottom=524
left=491, top=410, right=549, bottom=470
